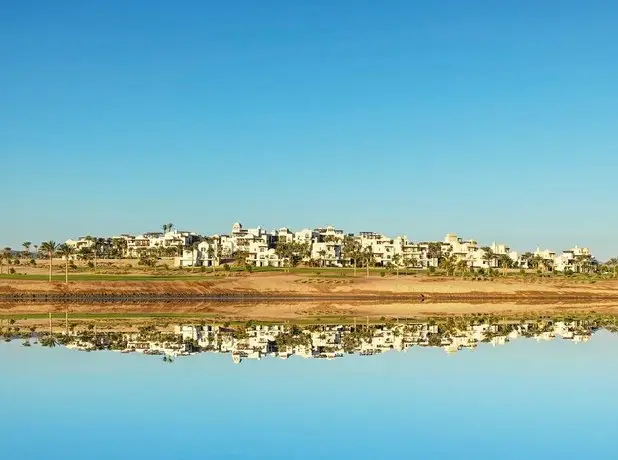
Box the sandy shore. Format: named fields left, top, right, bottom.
left=1, top=273, right=617, bottom=319
left=2, top=273, right=618, bottom=295
left=2, top=299, right=617, bottom=320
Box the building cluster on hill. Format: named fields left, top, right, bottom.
left=63, top=222, right=596, bottom=273
left=60, top=319, right=595, bottom=362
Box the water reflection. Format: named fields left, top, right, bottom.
left=4, top=316, right=617, bottom=363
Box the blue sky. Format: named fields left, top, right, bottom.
left=2, top=1, right=617, bottom=258
left=2, top=331, right=618, bottom=459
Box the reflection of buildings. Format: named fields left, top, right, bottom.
left=49, top=319, right=601, bottom=363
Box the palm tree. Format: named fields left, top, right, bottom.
left=274, top=240, right=291, bottom=272
left=521, top=252, right=534, bottom=270
left=427, top=242, right=443, bottom=267
left=481, top=247, right=495, bottom=272
left=0, top=249, right=7, bottom=274
left=392, top=254, right=402, bottom=277
left=189, top=241, right=200, bottom=268
left=362, top=247, right=374, bottom=278
left=207, top=245, right=216, bottom=273
left=531, top=255, right=543, bottom=271
left=318, top=249, right=327, bottom=267
left=342, top=235, right=361, bottom=276
left=22, top=241, right=31, bottom=260
left=405, top=256, right=418, bottom=272
left=39, top=241, right=58, bottom=282
left=439, top=253, right=457, bottom=276
left=167, top=223, right=174, bottom=233
left=56, top=244, right=75, bottom=284
left=85, top=236, right=100, bottom=272
left=456, top=259, right=468, bottom=279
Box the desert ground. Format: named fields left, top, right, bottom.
left=2, top=270, right=618, bottom=296
left=2, top=268, right=618, bottom=320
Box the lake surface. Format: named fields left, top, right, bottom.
left=2, top=325, right=618, bottom=459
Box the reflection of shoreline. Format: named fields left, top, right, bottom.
left=2, top=293, right=617, bottom=303
left=5, top=317, right=614, bottom=363
left=1, top=299, right=618, bottom=321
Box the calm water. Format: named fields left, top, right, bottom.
left=2, top=329, right=618, bottom=459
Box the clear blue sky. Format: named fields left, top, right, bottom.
left=2, top=1, right=617, bottom=258
left=2, top=332, right=618, bottom=459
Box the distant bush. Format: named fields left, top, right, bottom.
left=87, top=261, right=94, bottom=269
left=428, top=266, right=436, bottom=274
left=245, top=264, right=253, bottom=273
left=29, top=259, right=36, bottom=266
left=223, top=264, right=230, bottom=272
left=8, top=268, right=15, bottom=274
left=13, top=259, right=20, bottom=265
left=380, top=271, right=385, bottom=277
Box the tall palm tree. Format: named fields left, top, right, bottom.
left=456, top=259, right=468, bottom=279
left=189, top=241, right=200, bottom=268
left=318, top=249, right=327, bottom=267
left=521, top=252, right=534, bottom=270
left=427, top=242, right=443, bottom=268
left=362, top=247, right=374, bottom=278
left=84, top=236, right=100, bottom=272
left=439, top=253, right=457, bottom=276
left=162, top=223, right=168, bottom=234
left=56, top=244, right=75, bottom=284
left=40, top=241, right=58, bottom=282
left=498, top=254, right=512, bottom=275
left=392, top=254, right=402, bottom=277
left=22, top=241, right=31, bottom=260
left=0, top=249, right=6, bottom=274
left=207, top=245, right=216, bottom=273
left=342, top=235, right=361, bottom=276
left=167, top=223, right=174, bottom=233
left=481, top=247, right=495, bottom=272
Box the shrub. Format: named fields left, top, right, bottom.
left=87, top=261, right=94, bottom=269
left=223, top=264, right=231, bottom=272
left=199, top=265, right=206, bottom=272
left=13, top=259, right=20, bottom=266
left=9, top=268, right=16, bottom=274
left=380, top=271, right=385, bottom=277
left=29, top=259, right=36, bottom=266
left=428, top=266, right=436, bottom=274
left=245, top=264, right=253, bottom=273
